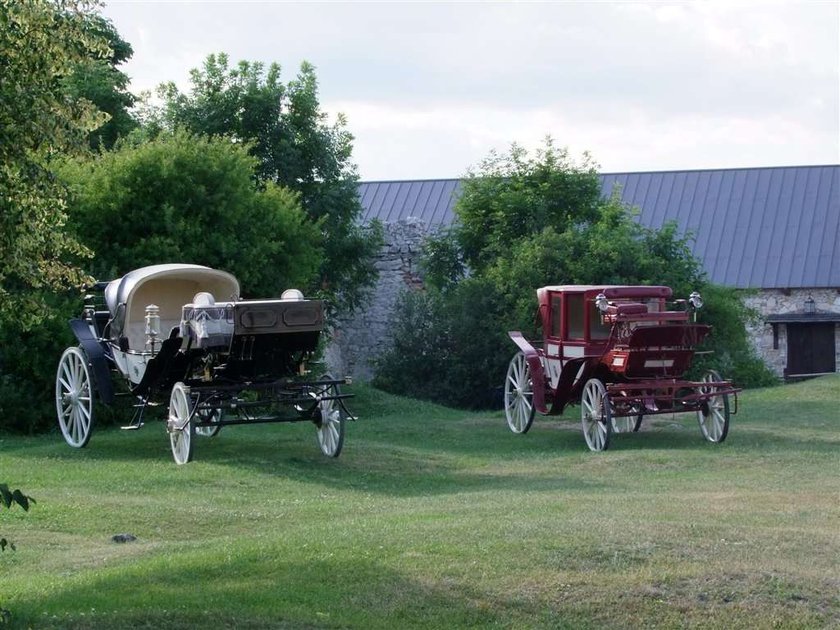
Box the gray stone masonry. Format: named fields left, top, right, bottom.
left=742, top=289, right=840, bottom=377
left=325, top=218, right=428, bottom=380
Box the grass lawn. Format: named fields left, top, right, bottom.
left=1, top=375, right=838, bottom=628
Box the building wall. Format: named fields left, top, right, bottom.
left=326, top=218, right=428, bottom=380
left=742, top=289, right=840, bottom=378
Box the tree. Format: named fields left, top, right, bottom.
left=61, top=14, right=138, bottom=150
left=148, top=53, right=382, bottom=313
left=374, top=140, right=774, bottom=408
left=0, top=0, right=111, bottom=326
left=59, top=131, right=323, bottom=297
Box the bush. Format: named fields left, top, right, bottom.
left=373, top=279, right=512, bottom=408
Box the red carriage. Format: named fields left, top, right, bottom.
left=504, top=285, right=739, bottom=451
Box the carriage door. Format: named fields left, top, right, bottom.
left=541, top=293, right=564, bottom=387
left=786, top=323, right=836, bottom=377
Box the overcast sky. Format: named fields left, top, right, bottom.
left=102, top=1, right=839, bottom=181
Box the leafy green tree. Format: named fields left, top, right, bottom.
left=62, top=14, right=138, bottom=150
left=375, top=140, right=774, bottom=408
left=148, top=53, right=382, bottom=313
left=0, top=0, right=111, bottom=327
left=59, top=131, right=323, bottom=297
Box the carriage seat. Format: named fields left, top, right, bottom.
left=180, top=292, right=234, bottom=349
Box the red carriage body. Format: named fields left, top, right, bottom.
left=504, top=285, right=739, bottom=451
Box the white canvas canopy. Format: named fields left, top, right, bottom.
left=104, top=264, right=240, bottom=349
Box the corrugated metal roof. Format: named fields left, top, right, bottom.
left=357, top=165, right=840, bottom=289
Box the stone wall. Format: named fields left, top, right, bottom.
left=326, top=218, right=429, bottom=380
left=742, top=288, right=840, bottom=377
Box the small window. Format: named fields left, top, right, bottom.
left=566, top=294, right=584, bottom=339
left=589, top=303, right=611, bottom=339
left=550, top=295, right=562, bottom=337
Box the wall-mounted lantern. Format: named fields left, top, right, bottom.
left=804, top=295, right=816, bottom=315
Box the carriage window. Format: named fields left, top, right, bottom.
left=550, top=295, right=562, bottom=337
left=645, top=298, right=662, bottom=313
left=589, top=304, right=611, bottom=339
left=566, top=294, right=584, bottom=339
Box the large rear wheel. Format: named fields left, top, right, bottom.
left=504, top=351, right=535, bottom=434
left=168, top=383, right=195, bottom=464
left=56, top=347, right=95, bottom=448
left=697, top=370, right=730, bottom=443
left=316, top=376, right=345, bottom=457
left=581, top=378, right=612, bottom=452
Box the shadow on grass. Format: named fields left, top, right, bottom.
left=9, top=549, right=550, bottom=630
left=2, top=421, right=606, bottom=498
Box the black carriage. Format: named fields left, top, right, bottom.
left=56, top=264, right=353, bottom=464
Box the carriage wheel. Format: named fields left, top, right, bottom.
left=55, top=347, right=95, bottom=448
left=504, top=351, right=536, bottom=434
left=194, top=405, right=222, bottom=438
left=697, top=370, right=730, bottom=443
left=612, top=404, right=643, bottom=433
left=316, top=376, right=345, bottom=458
left=581, top=378, right=612, bottom=451
left=168, top=382, right=195, bottom=464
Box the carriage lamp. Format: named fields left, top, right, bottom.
left=595, top=293, right=609, bottom=312
left=689, top=291, right=704, bottom=310
left=804, top=295, right=816, bottom=314
left=145, top=304, right=161, bottom=353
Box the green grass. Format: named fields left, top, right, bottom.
left=1, top=375, right=838, bottom=629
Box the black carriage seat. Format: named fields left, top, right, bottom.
left=222, top=298, right=324, bottom=379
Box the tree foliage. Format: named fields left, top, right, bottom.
left=375, top=140, right=775, bottom=408
left=61, top=14, right=138, bottom=150
left=0, top=0, right=111, bottom=327
left=146, top=53, right=382, bottom=312
left=59, top=131, right=323, bottom=297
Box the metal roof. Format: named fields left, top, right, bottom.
left=357, top=165, right=840, bottom=289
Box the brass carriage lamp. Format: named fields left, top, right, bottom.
left=145, top=304, right=161, bottom=353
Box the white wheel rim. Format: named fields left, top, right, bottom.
left=169, top=383, right=193, bottom=464
left=581, top=380, right=609, bottom=451
left=504, top=353, right=534, bottom=433
left=56, top=348, right=94, bottom=448
left=317, top=386, right=344, bottom=457
left=697, top=372, right=728, bottom=443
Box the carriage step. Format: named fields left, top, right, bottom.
left=120, top=423, right=144, bottom=430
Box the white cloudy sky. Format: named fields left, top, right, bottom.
left=102, top=1, right=839, bottom=181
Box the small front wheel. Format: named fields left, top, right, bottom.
left=612, top=404, right=643, bottom=433
left=316, top=376, right=346, bottom=457
left=697, top=370, right=730, bottom=443
left=168, top=383, right=195, bottom=464
left=504, top=351, right=535, bottom=434
left=194, top=406, right=222, bottom=438
left=581, top=378, right=612, bottom=452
